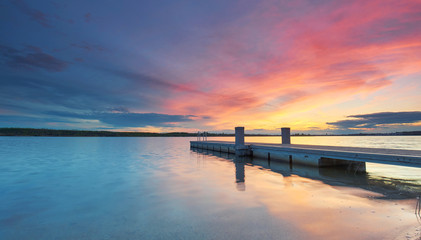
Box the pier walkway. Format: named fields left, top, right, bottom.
left=191, top=140, right=421, bottom=169
left=191, top=127, right=421, bottom=172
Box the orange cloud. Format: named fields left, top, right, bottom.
left=152, top=0, right=421, bottom=131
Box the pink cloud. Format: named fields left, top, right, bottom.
left=153, top=0, right=421, bottom=129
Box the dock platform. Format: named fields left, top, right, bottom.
left=190, top=140, right=421, bottom=171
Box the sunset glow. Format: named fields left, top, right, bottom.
left=1, top=0, right=420, bottom=133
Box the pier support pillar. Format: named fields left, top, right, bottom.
left=281, top=127, right=291, bottom=144
left=235, top=127, right=247, bottom=156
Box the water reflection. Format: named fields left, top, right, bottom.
left=191, top=147, right=421, bottom=239
left=191, top=148, right=421, bottom=199
left=416, top=197, right=421, bottom=224
left=192, top=148, right=247, bottom=191
left=234, top=156, right=246, bottom=191
left=1, top=137, right=419, bottom=240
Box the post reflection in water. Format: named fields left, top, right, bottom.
left=190, top=146, right=421, bottom=239
left=192, top=146, right=421, bottom=200
left=416, top=197, right=421, bottom=224
left=192, top=147, right=247, bottom=191
left=234, top=156, right=246, bottom=191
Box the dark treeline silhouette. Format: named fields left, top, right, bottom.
left=0, top=128, right=197, bottom=137
left=0, top=128, right=240, bottom=137
left=395, top=131, right=421, bottom=135
left=0, top=128, right=420, bottom=137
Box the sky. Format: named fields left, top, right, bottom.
left=1, top=0, right=421, bottom=134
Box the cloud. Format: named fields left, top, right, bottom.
left=0, top=72, right=175, bottom=130
left=12, top=0, right=51, bottom=27
left=0, top=45, right=67, bottom=72
left=84, top=13, right=91, bottom=23
left=104, top=68, right=202, bottom=95
left=99, top=112, right=195, bottom=127
left=44, top=111, right=196, bottom=127
left=71, top=42, right=105, bottom=52
left=146, top=0, right=421, bottom=128
left=327, top=111, right=421, bottom=129
left=11, top=0, right=73, bottom=28
left=2, top=0, right=421, bottom=132
left=0, top=73, right=157, bottom=113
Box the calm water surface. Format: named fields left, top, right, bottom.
left=0, top=136, right=420, bottom=240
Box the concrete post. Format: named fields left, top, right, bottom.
left=281, top=127, right=291, bottom=144
left=235, top=127, right=246, bottom=156
left=235, top=127, right=245, bottom=147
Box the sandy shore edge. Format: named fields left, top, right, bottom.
left=393, top=225, right=420, bottom=240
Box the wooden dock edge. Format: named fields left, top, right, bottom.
left=190, top=141, right=367, bottom=173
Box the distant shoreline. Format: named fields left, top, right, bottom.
left=1, top=128, right=420, bottom=137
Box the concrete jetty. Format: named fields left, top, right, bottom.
left=191, top=127, right=421, bottom=172
left=191, top=147, right=421, bottom=198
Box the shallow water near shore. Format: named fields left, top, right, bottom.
left=0, top=136, right=420, bottom=239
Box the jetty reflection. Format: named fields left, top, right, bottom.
left=234, top=156, right=246, bottom=191
left=191, top=148, right=421, bottom=199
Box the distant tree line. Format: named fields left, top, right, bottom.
left=0, top=128, right=198, bottom=137
left=395, top=131, right=421, bottom=135
left=0, top=128, right=239, bottom=137
left=0, top=128, right=419, bottom=137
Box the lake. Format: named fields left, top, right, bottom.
left=0, top=136, right=420, bottom=240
